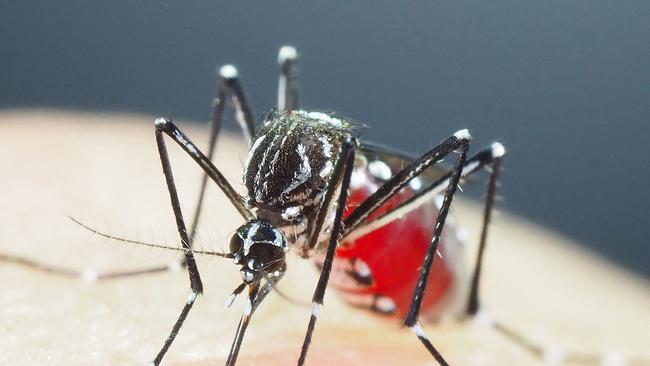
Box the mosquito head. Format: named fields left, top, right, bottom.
left=230, top=219, right=288, bottom=284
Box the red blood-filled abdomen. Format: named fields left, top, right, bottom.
left=327, top=183, right=454, bottom=318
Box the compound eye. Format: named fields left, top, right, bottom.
left=229, top=234, right=244, bottom=254
left=248, top=244, right=285, bottom=272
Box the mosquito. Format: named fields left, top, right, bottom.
left=131, top=44, right=504, bottom=366
left=5, top=46, right=630, bottom=366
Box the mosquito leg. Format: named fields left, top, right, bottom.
left=0, top=238, right=210, bottom=281
left=356, top=140, right=627, bottom=364
left=3, top=69, right=256, bottom=282
left=342, top=130, right=471, bottom=365
left=0, top=236, right=178, bottom=281
left=347, top=141, right=507, bottom=317
left=226, top=266, right=285, bottom=366
left=3, top=68, right=255, bottom=293
left=344, top=130, right=472, bottom=235
left=466, top=143, right=505, bottom=315
left=3, top=68, right=255, bottom=283
left=82, top=68, right=255, bottom=281
left=188, top=65, right=256, bottom=243
left=154, top=117, right=253, bottom=220
left=150, top=123, right=206, bottom=365
left=403, top=139, right=467, bottom=366
left=0, top=254, right=84, bottom=277
left=463, top=146, right=610, bottom=365
left=216, top=64, right=256, bottom=145
left=146, top=114, right=242, bottom=363
left=226, top=284, right=259, bottom=366
left=0, top=255, right=173, bottom=280
left=297, top=138, right=356, bottom=366
left=88, top=68, right=253, bottom=280
left=342, top=142, right=504, bottom=241
left=277, top=45, right=299, bottom=111
left=342, top=142, right=507, bottom=325
left=490, top=318, right=626, bottom=364
left=186, top=88, right=224, bottom=245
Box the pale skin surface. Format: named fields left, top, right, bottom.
left=0, top=110, right=648, bottom=366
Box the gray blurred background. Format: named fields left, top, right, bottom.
left=2, top=1, right=648, bottom=276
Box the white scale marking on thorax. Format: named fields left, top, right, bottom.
left=253, top=122, right=283, bottom=202
left=318, top=135, right=335, bottom=179
left=300, top=111, right=344, bottom=127
left=244, top=135, right=267, bottom=179
left=282, top=142, right=312, bottom=195
left=281, top=206, right=302, bottom=221
left=268, top=120, right=298, bottom=177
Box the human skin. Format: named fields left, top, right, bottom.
left=0, top=110, right=648, bottom=365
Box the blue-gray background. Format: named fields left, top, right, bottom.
left=2, top=1, right=648, bottom=276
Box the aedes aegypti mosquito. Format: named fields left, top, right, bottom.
left=129, top=45, right=507, bottom=366
left=7, top=45, right=585, bottom=366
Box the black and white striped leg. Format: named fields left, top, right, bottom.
left=344, top=140, right=506, bottom=316
left=345, top=141, right=506, bottom=318
left=154, top=118, right=253, bottom=221
left=402, top=136, right=467, bottom=366
left=405, top=151, right=466, bottom=365
left=343, top=130, right=472, bottom=235
left=297, top=138, right=357, bottom=366
left=342, top=130, right=471, bottom=365
left=342, top=142, right=505, bottom=242
left=356, top=140, right=634, bottom=366
left=277, top=45, right=299, bottom=111
left=151, top=117, right=256, bottom=365
left=151, top=125, right=205, bottom=365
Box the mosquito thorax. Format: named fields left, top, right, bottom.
left=243, top=110, right=353, bottom=250
left=229, top=219, right=288, bottom=284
